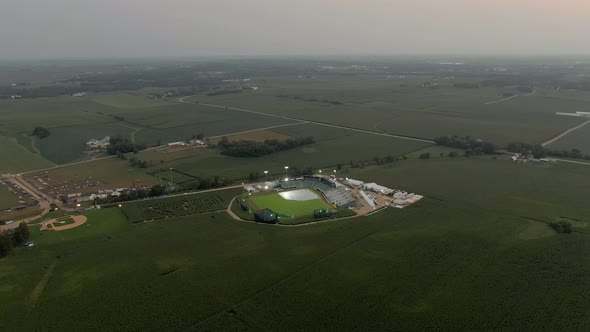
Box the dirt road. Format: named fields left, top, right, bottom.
left=542, top=119, right=590, bottom=147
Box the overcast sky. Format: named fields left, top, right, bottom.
left=1, top=0, right=589, bottom=59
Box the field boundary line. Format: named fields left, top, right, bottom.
left=178, top=96, right=435, bottom=144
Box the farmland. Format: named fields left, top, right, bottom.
left=2, top=156, right=590, bottom=330
left=121, top=188, right=241, bottom=223
left=186, top=75, right=587, bottom=146
left=2, top=58, right=590, bottom=330
left=546, top=121, right=590, bottom=154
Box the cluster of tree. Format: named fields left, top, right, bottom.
left=107, top=136, right=146, bottom=155
left=453, top=83, right=479, bottom=89
left=419, top=153, right=431, bottom=159
left=277, top=95, right=343, bottom=105
left=32, top=126, right=50, bottom=139
left=507, top=142, right=547, bottom=158
left=434, top=135, right=497, bottom=156
left=218, top=137, right=315, bottom=158
left=93, top=184, right=168, bottom=205
left=550, top=220, right=572, bottom=234
left=207, top=89, right=243, bottom=96
left=181, top=175, right=231, bottom=191
left=0, top=223, right=30, bottom=258
left=508, top=142, right=590, bottom=160
left=129, top=157, right=151, bottom=168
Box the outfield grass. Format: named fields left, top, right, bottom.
left=247, top=189, right=333, bottom=219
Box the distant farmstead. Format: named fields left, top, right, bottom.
left=86, top=136, right=111, bottom=149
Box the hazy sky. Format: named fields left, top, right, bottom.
left=1, top=0, right=589, bottom=59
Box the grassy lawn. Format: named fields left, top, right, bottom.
left=247, top=189, right=333, bottom=218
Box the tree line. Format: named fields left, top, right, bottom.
left=508, top=142, right=590, bottom=160
left=218, top=137, right=315, bottom=158
left=107, top=136, right=146, bottom=155
left=0, top=223, right=30, bottom=258
left=434, top=136, right=497, bottom=156
left=32, top=126, right=50, bottom=139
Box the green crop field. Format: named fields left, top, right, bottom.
left=2, top=156, right=590, bottom=330
left=35, top=122, right=136, bottom=164
left=0, top=186, right=19, bottom=210
left=186, top=76, right=586, bottom=146
left=121, top=188, right=241, bottom=222
left=247, top=189, right=333, bottom=218
left=4, top=59, right=590, bottom=330
left=546, top=120, right=590, bottom=154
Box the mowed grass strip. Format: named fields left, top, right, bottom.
left=248, top=190, right=332, bottom=218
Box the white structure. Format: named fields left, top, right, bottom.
left=87, top=136, right=111, bottom=149
left=364, top=183, right=394, bottom=195
left=345, top=178, right=364, bottom=187
left=359, top=190, right=376, bottom=208
left=556, top=112, right=582, bottom=117
left=167, top=141, right=187, bottom=147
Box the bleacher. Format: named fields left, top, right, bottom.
left=279, top=177, right=356, bottom=208
left=322, top=186, right=356, bottom=208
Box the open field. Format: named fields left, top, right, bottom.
left=3, top=59, right=590, bottom=330
left=26, top=122, right=430, bottom=198
left=247, top=189, right=333, bottom=218
left=207, top=129, right=292, bottom=144
left=121, top=188, right=241, bottom=223
left=0, top=185, right=20, bottom=210
left=546, top=120, right=590, bottom=154
left=2, top=155, right=590, bottom=330
left=35, top=122, right=136, bottom=164
left=186, top=75, right=586, bottom=145
left=0, top=136, right=54, bottom=173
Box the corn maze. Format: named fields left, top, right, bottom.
left=122, top=192, right=229, bottom=223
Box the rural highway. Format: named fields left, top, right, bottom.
left=178, top=96, right=435, bottom=144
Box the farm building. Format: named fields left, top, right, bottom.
left=254, top=209, right=278, bottom=224
left=86, top=136, right=111, bottom=149
left=167, top=142, right=187, bottom=147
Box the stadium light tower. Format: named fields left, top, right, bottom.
left=264, top=170, right=269, bottom=181
left=284, top=166, right=289, bottom=180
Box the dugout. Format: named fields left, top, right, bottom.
left=254, top=209, right=279, bottom=224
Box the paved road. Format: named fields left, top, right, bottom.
left=179, top=96, right=435, bottom=144
left=542, top=119, right=590, bottom=147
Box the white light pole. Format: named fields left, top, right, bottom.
left=284, top=166, right=289, bottom=180
left=169, top=168, right=174, bottom=188
left=264, top=170, right=268, bottom=181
